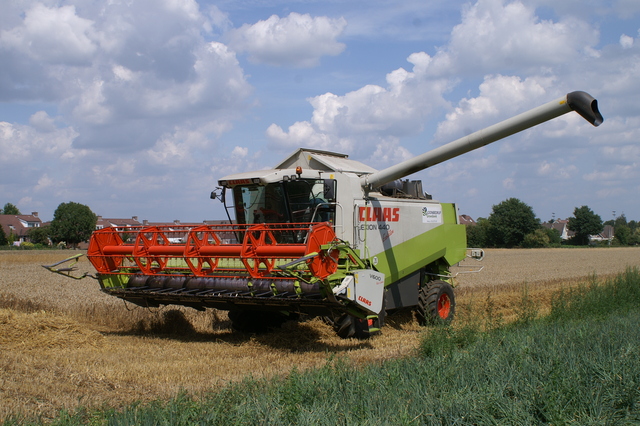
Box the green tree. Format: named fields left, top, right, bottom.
left=466, top=217, right=489, bottom=247
left=487, top=198, right=540, bottom=248
left=27, top=225, right=51, bottom=245
left=568, top=205, right=603, bottom=246
left=542, top=227, right=562, bottom=246
left=0, top=225, right=8, bottom=246
left=49, top=202, right=97, bottom=248
left=522, top=228, right=551, bottom=248
left=1, top=203, right=21, bottom=215
left=614, top=214, right=628, bottom=229
left=602, top=213, right=638, bottom=233
left=614, top=225, right=631, bottom=246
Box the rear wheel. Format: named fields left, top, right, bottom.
left=416, top=280, right=455, bottom=325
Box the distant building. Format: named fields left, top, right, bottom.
left=91, top=217, right=236, bottom=244
left=459, top=214, right=476, bottom=226
left=590, top=224, right=614, bottom=243
left=543, top=220, right=614, bottom=244
left=0, top=212, right=43, bottom=245
left=542, top=219, right=574, bottom=241
left=95, top=216, right=141, bottom=229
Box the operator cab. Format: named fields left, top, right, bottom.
left=218, top=178, right=337, bottom=226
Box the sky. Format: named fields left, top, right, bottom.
left=1, top=0, right=639, bottom=224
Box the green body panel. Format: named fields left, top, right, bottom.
left=100, top=274, right=129, bottom=289
left=372, top=203, right=466, bottom=287
left=442, top=202, right=458, bottom=223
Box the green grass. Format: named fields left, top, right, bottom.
left=549, top=268, right=640, bottom=322
left=6, top=269, right=640, bottom=425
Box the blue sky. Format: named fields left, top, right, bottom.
left=1, top=0, right=639, bottom=224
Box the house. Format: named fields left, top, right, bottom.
left=96, top=216, right=141, bottom=229
left=459, top=214, right=476, bottom=226
left=590, top=224, right=614, bottom=243
left=543, top=220, right=614, bottom=244
left=542, top=219, right=574, bottom=241
left=0, top=212, right=43, bottom=245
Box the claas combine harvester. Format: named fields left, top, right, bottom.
left=46, top=92, right=602, bottom=338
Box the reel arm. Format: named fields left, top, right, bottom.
left=41, top=253, right=96, bottom=280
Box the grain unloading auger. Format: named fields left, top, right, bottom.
left=46, top=91, right=602, bottom=338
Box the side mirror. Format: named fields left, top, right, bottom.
left=210, top=187, right=225, bottom=203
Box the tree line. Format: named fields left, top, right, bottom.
left=0, top=202, right=96, bottom=248
left=466, top=198, right=640, bottom=248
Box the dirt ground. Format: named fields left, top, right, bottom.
left=1, top=247, right=639, bottom=420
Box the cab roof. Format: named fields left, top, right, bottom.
left=275, top=148, right=377, bottom=175
left=218, top=148, right=378, bottom=186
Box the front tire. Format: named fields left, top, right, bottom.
left=331, top=310, right=384, bottom=339
left=333, top=314, right=370, bottom=339
left=416, top=280, right=455, bottom=325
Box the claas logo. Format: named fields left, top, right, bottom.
left=359, top=207, right=400, bottom=222
left=358, top=295, right=372, bottom=306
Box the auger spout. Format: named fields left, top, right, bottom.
left=360, top=91, right=603, bottom=191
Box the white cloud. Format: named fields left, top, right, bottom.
left=35, top=174, right=54, bottom=192
left=147, top=137, right=190, bottom=166
left=228, top=12, right=346, bottom=68
left=502, top=176, right=516, bottom=189
left=112, top=65, right=134, bottom=82
left=439, top=0, right=599, bottom=74
left=536, top=161, right=578, bottom=179
left=91, top=157, right=139, bottom=189
left=266, top=121, right=336, bottom=150
left=595, top=187, right=628, bottom=198
left=210, top=148, right=267, bottom=178
left=71, top=79, right=111, bottom=125
left=0, top=0, right=259, bottom=222
left=0, top=121, right=78, bottom=163
left=434, top=74, right=553, bottom=142
left=0, top=3, right=98, bottom=65
left=18, top=196, right=33, bottom=207
left=231, top=146, right=248, bottom=157
left=266, top=52, right=452, bottom=161
left=583, top=164, right=638, bottom=181
left=203, top=5, right=233, bottom=34
left=29, top=111, right=57, bottom=133
left=265, top=0, right=605, bottom=171
left=1, top=1, right=252, bottom=153
left=601, top=145, right=640, bottom=164
left=620, top=34, right=634, bottom=49
left=361, top=138, right=414, bottom=170
left=164, top=0, right=202, bottom=22
left=147, top=120, right=232, bottom=166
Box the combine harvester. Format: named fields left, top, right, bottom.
left=46, top=92, right=602, bottom=338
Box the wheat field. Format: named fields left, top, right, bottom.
left=1, top=247, right=639, bottom=420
